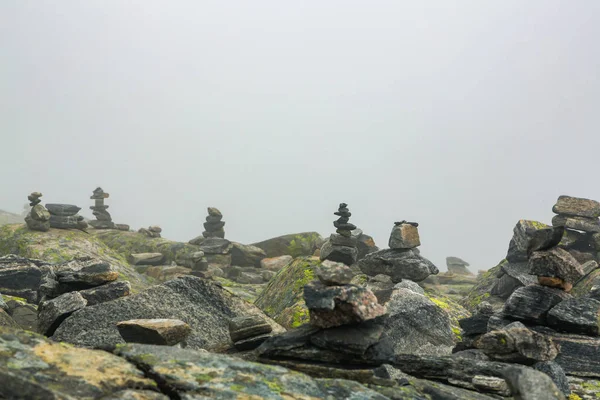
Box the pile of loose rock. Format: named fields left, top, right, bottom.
left=46, top=203, right=87, bottom=230
left=138, top=225, right=162, bottom=238
left=320, top=203, right=359, bottom=265
left=24, top=192, right=50, bottom=232
left=89, top=187, right=116, bottom=229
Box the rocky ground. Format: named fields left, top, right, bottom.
left=2, top=194, right=600, bottom=399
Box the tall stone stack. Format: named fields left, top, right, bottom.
left=46, top=204, right=87, bottom=230
left=319, top=203, right=359, bottom=265
left=203, top=207, right=225, bottom=238
left=89, top=187, right=115, bottom=229
left=552, top=195, right=600, bottom=263
left=24, top=192, right=50, bottom=232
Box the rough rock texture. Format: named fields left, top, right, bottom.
left=552, top=214, right=600, bottom=233
left=4, top=298, right=37, bottom=331
left=319, top=240, right=359, bottom=265
left=129, top=253, right=164, bottom=266
left=503, top=285, right=572, bottom=324
left=37, top=291, right=87, bottom=336
left=0, top=225, right=153, bottom=293
left=230, top=242, right=266, bottom=266
left=0, top=255, right=49, bottom=303
left=547, top=331, right=600, bottom=376
left=534, top=361, right=570, bottom=397
left=506, top=220, right=553, bottom=262
left=389, top=223, right=420, bottom=249
left=316, top=260, right=354, bottom=285
left=0, top=327, right=158, bottom=399
left=117, top=319, right=191, bottom=346
left=490, top=260, right=537, bottom=299
left=553, top=195, right=600, bottom=218
left=53, top=257, right=119, bottom=287
left=198, top=237, right=233, bottom=255
left=393, top=280, right=425, bottom=294
left=255, top=257, right=322, bottom=329
left=45, top=203, right=82, bottom=216
left=503, top=367, right=566, bottom=400
left=0, top=309, right=18, bottom=328
left=78, top=280, right=131, bottom=306
left=358, top=248, right=439, bottom=283
left=447, top=256, right=473, bottom=275
left=52, top=276, right=284, bottom=351
left=528, top=248, right=584, bottom=290
left=304, top=281, right=384, bottom=328
left=229, top=315, right=273, bottom=342
left=384, top=289, right=455, bottom=355
left=251, top=232, right=324, bottom=258
left=353, top=229, right=379, bottom=260
left=260, top=255, right=293, bottom=271
left=461, top=261, right=504, bottom=312
left=547, top=297, right=600, bottom=336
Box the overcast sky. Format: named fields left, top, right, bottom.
left=1, top=1, right=599, bottom=271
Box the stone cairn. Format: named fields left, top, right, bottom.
left=46, top=203, right=87, bottom=230
left=89, top=187, right=115, bottom=229
left=138, top=225, right=162, bottom=238
left=203, top=207, right=225, bottom=238
left=24, top=192, right=50, bottom=232
left=446, top=256, right=472, bottom=275
left=189, top=208, right=232, bottom=276
left=320, top=203, right=358, bottom=265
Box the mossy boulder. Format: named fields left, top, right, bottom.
left=252, top=232, right=324, bottom=258
left=0, top=224, right=153, bottom=292
left=90, top=229, right=201, bottom=267
left=460, top=261, right=505, bottom=313
left=255, top=256, right=322, bottom=329
left=423, top=289, right=471, bottom=342
left=214, top=277, right=267, bottom=303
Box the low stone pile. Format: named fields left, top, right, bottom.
left=138, top=225, right=162, bottom=238
left=320, top=203, right=359, bottom=265
left=46, top=203, right=87, bottom=230
left=358, top=220, right=439, bottom=283
left=24, top=192, right=50, bottom=232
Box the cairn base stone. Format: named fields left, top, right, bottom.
left=319, top=241, right=358, bottom=265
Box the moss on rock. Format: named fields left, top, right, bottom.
left=424, top=289, right=471, bottom=342
left=254, top=256, right=321, bottom=329
left=460, top=260, right=505, bottom=312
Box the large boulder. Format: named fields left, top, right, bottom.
left=251, top=232, right=324, bottom=258
left=52, top=276, right=284, bottom=351
left=255, top=257, right=322, bottom=329
left=230, top=242, right=267, bottom=266
left=358, top=249, right=439, bottom=283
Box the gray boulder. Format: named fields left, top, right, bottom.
left=319, top=241, right=358, bottom=265
left=534, top=361, right=570, bottom=397
left=358, top=248, right=439, bottom=283
left=37, top=291, right=87, bottom=336
left=547, top=297, right=600, bottom=336
left=230, top=242, right=267, bottom=267
left=528, top=248, right=584, bottom=291
left=393, top=280, right=424, bottom=295
left=198, top=237, right=233, bottom=254
left=52, top=276, right=284, bottom=351
left=552, top=215, right=600, bottom=233
left=117, top=319, right=191, bottom=346
left=503, top=285, right=571, bottom=324
left=45, top=204, right=81, bottom=216
left=78, top=281, right=131, bottom=306
left=504, top=367, right=566, bottom=400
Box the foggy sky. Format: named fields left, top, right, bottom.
left=1, top=1, right=599, bottom=271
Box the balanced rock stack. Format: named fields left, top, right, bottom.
left=319, top=203, right=359, bottom=265
left=138, top=225, right=162, bottom=238
left=46, top=203, right=87, bottom=230
left=24, top=192, right=50, bottom=232
left=552, top=195, right=600, bottom=262
left=89, top=187, right=115, bottom=229
left=203, top=207, right=225, bottom=238
left=446, top=256, right=472, bottom=275
left=358, top=221, right=439, bottom=283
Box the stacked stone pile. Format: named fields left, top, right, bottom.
left=24, top=192, right=50, bottom=232
left=191, top=208, right=232, bottom=271
left=203, top=207, right=226, bottom=238
left=46, top=203, right=87, bottom=230
left=552, top=195, right=600, bottom=263
left=446, top=256, right=472, bottom=275
left=320, top=203, right=359, bottom=265
left=358, top=220, right=439, bottom=283
left=89, top=187, right=116, bottom=229
left=138, top=225, right=162, bottom=238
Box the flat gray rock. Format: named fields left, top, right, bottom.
left=553, top=195, right=600, bottom=219
left=547, top=297, right=600, bottom=336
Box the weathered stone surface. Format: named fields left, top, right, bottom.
left=304, top=281, right=385, bottom=328
left=475, top=323, right=559, bottom=363
left=30, top=204, right=51, bottom=221
left=0, top=309, right=18, bottom=327
left=236, top=271, right=264, bottom=284
left=37, top=291, right=87, bottom=336
left=0, top=256, right=48, bottom=303
left=581, top=260, right=599, bottom=277
left=251, top=232, right=324, bottom=258
left=115, top=224, right=130, bottom=231
left=100, top=390, right=168, bottom=400
left=490, top=261, right=537, bottom=299
left=503, top=367, right=566, bottom=400
left=260, top=255, right=293, bottom=271
left=330, top=233, right=358, bottom=247
left=53, top=276, right=284, bottom=351
left=384, top=289, right=455, bottom=355
left=529, top=248, right=584, bottom=290
left=534, top=361, right=570, bottom=397
left=117, top=318, right=191, bottom=346
left=547, top=332, right=600, bottom=377
left=316, top=260, right=354, bottom=285
left=128, top=253, right=164, bottom=266
left=506, top=220, right=552, bottom=262
left=24, top=214, right=50, bottom=232
left=547, top=297, right=600, bottom=336
left=553, top=214, right=600, bottom=233
left=319, top=241, right=358, bottom=265
left=503, top=285, right=572, bottom=324
left=49, top=214, right=87, bottom=230
left=358, top=248, right=439, bottom=283
left=230, top=242, right=266, bottom=267
left=229, top=315, right=272, bottom=342
left=54, top=257, right=119, bottom=287
left=45, top=203, right=81, bottom=216
left=393, top=280, right=424, bottom=294
left=459, top=314, right=491, bottom=336
left=553, top=195, right=600, bottom=219
left=78, top=281, right=131, bottom=306
left=389, top=224, right=421, bottom=249
left=198, top=237, right=232, bottom=254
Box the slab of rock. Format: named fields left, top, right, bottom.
left=54, top=257, right=119, bottom=287
left=0, top=256, right=48, bottom=303
left=389, top=223, right=421, bottom=249
left=503, top=285, right=572, bottom=324
left=229, top=315, right=273, bottom=342
left=534, top=361, right=570, bottom=397
left=529, top=248, right=584, bottom=291
left=303, top=281, right=384, bottom=328
left=230, top=242, right=267, bottom=267
left=358, top=248, right=439, bottom=283
left=260, top=255, right=293, bottom=271
left=506, top=220, right=552, bottom=262
left=330, top=233, right=358, bottom=247
left=129, top=253, right=164, bottom=266
left=316, top=260, right=353, bottom=286
left=198, top=237, right=232, bottom=254
left=37, top=291, right=87, bottom=336
left=553, top=195, right=600, bottom=219
left=547, top=297, right=600, bottom=336
left=52, top=276, right=284, bottom=351
left=78, top=281, right=131, bottom=306
left=117, top=319, right=191, bottom=346
left=5, top=299, right=37, bottom=331
left=459, top=314, right=491, bottom=337
left=553, top=215, right=600, bottom=233
left=503, top=367, right=566, bottom=400
left=547, top=332, right=600, bottom=377
left=45, top=203, right=81, bottom=216
left=319, top=241, right=358, bottom=265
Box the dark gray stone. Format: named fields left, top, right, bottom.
left=503, top=367, right=566, bottom=400
left=358, top=248, right=439, bottom=283
left=459, top=314, right=491, bottom=336
left=393, top=280, right=425, bottom=294
left=528, top=248, right=584, bottom=289
left=319, top=241, right=358, bottom=265
left=547, top=297, right=600, bottom=336
left=54, top=258, right=118, bottom=287
left=49, top=215, right=87, bottom=230
left=230, top=242, right=266, bottom=267
left=330, top=233, right=358, bottom=247
left=78, top=281, right=131, bottom=306
left=45, top=203, right=81, bottom=216
left=506, top=220, right=553, bottom=263
left=37, top=291, right=87, bottom=336
left=553, top=215, right=600, bottom=233
left=229, top=315, right=272, bottom=342
left=534, top=361, right=570, bottom=397
left=129, top=253, right=164, bottom=266
left=117, top=319, right=191, bottom=346
left=503, top=285, right=572, bottom=324
left=198, top=237, right=232, bottom=254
